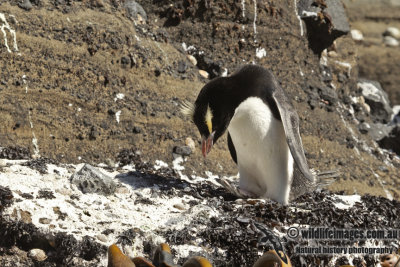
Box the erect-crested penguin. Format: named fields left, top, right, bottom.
left=181, top=64, right=316, bottom=204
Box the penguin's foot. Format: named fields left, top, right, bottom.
left=218, top=177, right=257, bottom=198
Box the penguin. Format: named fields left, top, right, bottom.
left=108, top=244, right=136, bottom=267
left=253, top=250, right=292, bottom=267
left=182, top=256, right=213, bottom=267
left=181, top=64, right=316, bottom=204
left=108, top=243, right=213, bottom=267
left=152, top=243, right=177, bottom=267
left=380, top=253, right=400, bottom=267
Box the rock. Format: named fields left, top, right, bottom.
left=351, top=29, right=364, bottom=41
left=173, top=203, right=186, bottom=210
left=383, top=26, right=400, bottom=39
left=124, top=0, right=147, bottom=22
left=358, top=79, right=393, bottom=123
left=133, top=126, right=142, bottom=134
left=199, top=70, right=209, bottom=79
left=318, top=86, right=338, bottom=105
left=0, top=159, right=7, bottom=167
left=115, top=186, right=129, bottom=194
left=177, top=60, right=188, bottom=73
left=90, top=0, right=104, bottom=8
left=320, top=66, right=333, bottom=82
left=358, top=122, right=371, bottom=134
left=96, top=234, right=108, bottom=242
left=19, top=0, right=33, bottom=10
left=39, top=217, right=51, bottom=224
left=195, top=55, right=222, bottom=78
left=70, top=164, right=117, bottom=195
left=383, top=36, right=399, bottom=46
left=392, top=105, right=400, bottom=123
left=89, top=126, right=100, bottom=140
left=173, top=146, right=192, bottom=157
left=105, top=158, right=116, bottom=168
left=28, top=249, right=47, bottom=261
left=185, top=137, right=195, bottom=151
left=187, top=55, right=197, bottom=66
left=367, top=123, right=395, bottom=141
left=11, top=209, right=32, bottom=224
left=379, top=125, right=400, bottom=155
left=298, top=0, right=350, bottom=54
left=120, top=56, right=130, bottom=66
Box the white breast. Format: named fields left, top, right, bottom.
left=227, top=97, right=294, bottom=204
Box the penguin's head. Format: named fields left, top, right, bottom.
left=181, top=78, right=233, bottom=157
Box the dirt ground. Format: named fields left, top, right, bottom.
left=343, top=0, right=400, bottom=105
left=0, top=0, right=399, bottom=202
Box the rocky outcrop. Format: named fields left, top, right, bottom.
left=358, top=79, right=393, bottom=123
left=298, top=0, right=350, bottom=54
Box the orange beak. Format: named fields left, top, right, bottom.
left=201, top=131, right=215, bottom=158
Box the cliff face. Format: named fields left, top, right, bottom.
left=0, top=0, right=399, bottom=203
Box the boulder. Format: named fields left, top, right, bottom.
left=298, top=0, right=350, bottom=54
left=379, top=124, right=400, bottom=155
left=70, top=164, right=117, bottom=195
left=124, top=0, right=147, bottom=22
left=358, top=79, right=393, bottom=123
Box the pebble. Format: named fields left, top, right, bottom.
left=328, top=51, right=338, bottom=58
left=39, top=218, right=51, bottom=224
left=383, top=36, right=399, bottom=46
left=177, top=60, right=188, bottom=73
left=383, top=26, right=400, bottom=39
left=0, top=159, right=7, bottom=167
left=124, top=0, right=147, bottom=22
left=358, top=122, right=371, bottom=134
left=115, top=186, right=130, bottom=194
left=173, top=203, right=186, bottom=210
left=199, top=70, right=209, bottom=79
left=187, top=55, right=197, bottom=66
left=350, top=29, right=363, bottom=41
left=105, top=158, right=116, bottom=168
left=185, top=137, right=195, bottom=151
left=11, top=208, right=32, bottom=224
left=18, top=0, right=33, bottom=10
left=28, top=249, right=47, bottom=261
left=96, top=234, right=108, bottom=242
left=133, top=126, right=142, bottom=134
left=173, top=146, right=192, bottom=157
left=55, top=188, right=72, bottom=196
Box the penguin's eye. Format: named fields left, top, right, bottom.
left=205, top=105, right=213, bottom=134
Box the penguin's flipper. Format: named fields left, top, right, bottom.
left=270, top=78, right=315, bottom=184
left=227, top=132, right=237, bottom=164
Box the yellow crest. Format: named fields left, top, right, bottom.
left=205, top=105, right=213, bottom=134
